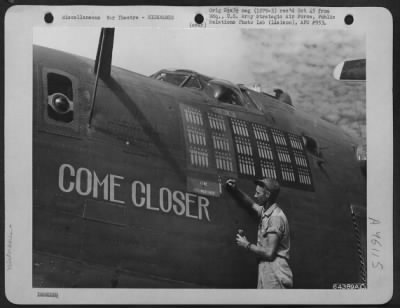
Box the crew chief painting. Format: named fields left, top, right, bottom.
left=225, top=178, right=293, bottom=289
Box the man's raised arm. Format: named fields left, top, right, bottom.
left=225, top=179, right=262, bottom=216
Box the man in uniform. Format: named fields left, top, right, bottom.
left=225, top=178, right=293, bottom=289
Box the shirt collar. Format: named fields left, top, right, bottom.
left=262, top=203, right=278, bottom=218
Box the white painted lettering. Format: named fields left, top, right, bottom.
left=172, top=191, right=185, bottom=216
left=93, top=173, right=109, bottom=200
left=146, top=183, right=158, bottom=211
left=185, top=193, right=198, bottom=219
left=58, top=164, right=75, bottom=193
left=76, top=167, right=92, bottom=196
left=159, top=187, right=172, bottom=213
left=131, top=180, right=146, bottom=207
left=110, top=174, right=125, bottom=204
left=198, top=196, right=211, bottom=222
left=57, top=164, right=212, bottom=222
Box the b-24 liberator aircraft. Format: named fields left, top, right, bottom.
left=33, top=28, right=366, bottom=288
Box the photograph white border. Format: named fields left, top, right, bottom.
left=4, top=5, right=393, bottom=304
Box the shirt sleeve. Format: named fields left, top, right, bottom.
left=264, top=216, right=285, bottom=239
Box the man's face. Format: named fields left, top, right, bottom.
left=254, top=185, right=270, bottom=206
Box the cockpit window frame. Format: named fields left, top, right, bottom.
left=154, top=71, right=190, bottom=87
left=153, top=70, right=207, bottom=91
left=181, top=76, right=203, bottom=90
left=240, top=89, right=262, bottom=112
left=151, top=70, right=263, bottom=114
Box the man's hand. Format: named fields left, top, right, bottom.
left=236, top=230, right=250, bottom=249
left=225, top=179, right=237, bottom=191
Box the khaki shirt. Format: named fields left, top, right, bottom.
left=256, top=203, right=293, bottom=288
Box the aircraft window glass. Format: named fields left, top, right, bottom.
left=46, top=73, right=74, bottom=123
left=48, top=73, right=73, bottom=99
left=156, top=72, right=188, bottom=87
left=219, top=90, right=241, bottom=105
left=183, top=77, right=202, bottom=89
left=247, top=91, right=266, bottom=107
left=205, top=80, right=244, bottom=106
left=241, top=90, right=259, bottom=111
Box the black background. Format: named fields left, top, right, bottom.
left=0, top=0, right=398, bottom=307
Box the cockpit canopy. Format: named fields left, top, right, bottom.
left=151, top=69, right=210, bottom=90
left=203, top=79, right=244, bottom=106
left=151, top=69, right=244, bottom=106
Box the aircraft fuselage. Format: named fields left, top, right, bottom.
left=33, top=45, right=366, bottom=288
